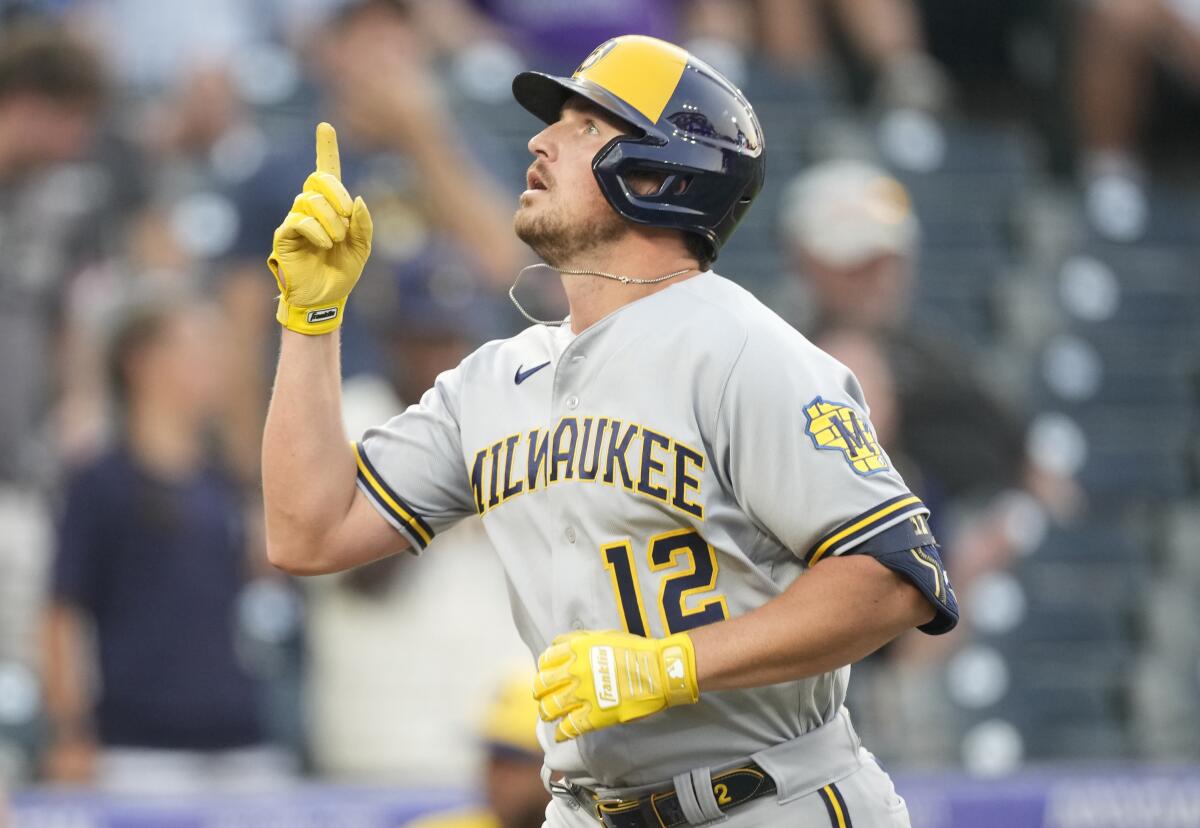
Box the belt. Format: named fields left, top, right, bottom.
left=591, top=762, right=777, bottom=828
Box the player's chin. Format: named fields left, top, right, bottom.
left=513, top=203, right=547, bottom=241
left=513, top=199, right=534, bottom=228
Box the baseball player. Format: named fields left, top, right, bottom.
left=262, top=35, right=958, bottom=828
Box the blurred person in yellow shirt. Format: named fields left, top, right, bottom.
left=409, top=673, right=549, bottom=828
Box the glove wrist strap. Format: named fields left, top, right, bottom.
left=276, top=296, right=346, bottom=335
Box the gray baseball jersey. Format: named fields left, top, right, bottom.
left=355, top=271, right=957, bottom=788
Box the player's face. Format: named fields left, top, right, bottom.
left=514, top=97, right=629, bottom=266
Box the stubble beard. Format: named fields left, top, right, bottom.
left=514, top=199, right=626, bottom=269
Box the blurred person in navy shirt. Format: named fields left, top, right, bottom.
left=40, top=295, right=293, bottom=792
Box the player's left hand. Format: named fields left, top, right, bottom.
left=267, top=122, right=373, bottom=335
left=534, top=629, right=699, bottom=742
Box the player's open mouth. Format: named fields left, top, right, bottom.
left=526, top=168, right=549, bottom=191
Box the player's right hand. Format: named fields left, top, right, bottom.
left=268, top=122, right=373, bottom=336
left=534, top=629, right=699, bottom=742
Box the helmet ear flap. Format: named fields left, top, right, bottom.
left=593, top=138, right=734, bottom=229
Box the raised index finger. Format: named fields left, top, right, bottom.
left=315, top=121, right=341, bottom=180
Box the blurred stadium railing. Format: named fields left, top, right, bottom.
left=11, top=769, right=1200, bottom=828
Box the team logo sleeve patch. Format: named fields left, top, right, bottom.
left=802, top=397, right=889, bottom=476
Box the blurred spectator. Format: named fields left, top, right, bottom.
left=68, top=0, right=257, bottom=93
left=909, top=0, right=1048, bottom=112
left=218, top=0, right=525, bottom=484
left=305, top=259, right=526, bottom=782
left=137, top=63, right=260, bottom=186
left=339, top=249, right=500, bottom=596
left=379, top=248, right=506, bottom=414
left=126, top=58, right=274, bottom=479
left=305, top=516, right=527, bottom=782
left=40, top=296, right=293, bottom=792
left=779, top=160, right=1079, bottom=763
left=830, top=0, right=952, bottom=110
left=0, top=22, right=110, bottom=750
left=688, top=0, right=949, bottom=110
left=0, top=22, right=109, bottom=485
left=1073, top=0, right=1200, bottom=240
left=408, top=671, right=549, bottom=828
left=779, top=160, right=1075, bottom=514
left=808, top=325, right=964, bottom=761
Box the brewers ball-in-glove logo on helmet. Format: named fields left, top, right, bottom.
left=512, top=34, right=765, bottom=262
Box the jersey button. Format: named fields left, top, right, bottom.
left=565, top=395, right=579, bottom=410
left=564, top=526, right=577, bottom=544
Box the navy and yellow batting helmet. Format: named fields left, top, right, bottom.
left=512, top=35, right=765, bottom=263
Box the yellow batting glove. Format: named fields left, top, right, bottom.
left=534, top=630, right=699, bottom=742
left=267, top=122, right=373, bottom=335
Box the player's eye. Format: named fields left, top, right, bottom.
left=585, top=120, right=600, bottom=135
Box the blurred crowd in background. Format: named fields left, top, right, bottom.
left=1, top=0, right=1199, bottom=811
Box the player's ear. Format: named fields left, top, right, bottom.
left=623, top=171, right=667, bottom=197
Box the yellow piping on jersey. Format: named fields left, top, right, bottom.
left=352, top=441, right=433, bottom=546
left=808, top=495, right=923, bottom=566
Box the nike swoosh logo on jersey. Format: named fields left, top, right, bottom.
left=514, top=361, right=551, bottom=384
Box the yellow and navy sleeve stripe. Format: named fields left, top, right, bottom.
left=818, top=782, right=853, bottom=828
left=352, top=442, right=434, bottom=551
left=805, top=494, right=928, bottom=566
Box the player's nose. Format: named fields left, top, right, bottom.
left=527, top=123, right=556, bottom=162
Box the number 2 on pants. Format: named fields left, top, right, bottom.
left=601, top=529, right=729, bottom=636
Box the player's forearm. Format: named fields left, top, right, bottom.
left=688, top=555, right=934, bottom=692
left=262, top=328, right=357, bottom=571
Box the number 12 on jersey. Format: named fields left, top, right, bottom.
left=601, top=529, right=729, bottom=636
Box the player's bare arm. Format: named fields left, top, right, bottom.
left=534, top=554, right=944, bottom=743
left=687, top=554, right=936, bottom=691
left=261, top=123, right=407, bottom=574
